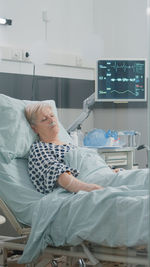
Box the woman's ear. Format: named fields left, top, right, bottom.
left=31, top=125, right=38, bottom=134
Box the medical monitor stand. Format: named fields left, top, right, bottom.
left=67, top=93, right=95, bottom=133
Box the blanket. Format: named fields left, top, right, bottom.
left=16, top=147, right=149, bottom=263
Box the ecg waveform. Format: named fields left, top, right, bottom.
left=100, top=63, right=136, bottom=72
left=97, top=60, right=145, bottom=100
left=99, top=89, right=144, bottom=97
left=99, top=61, right=144, bottom=74
left=99, top=77, right=137, bottom=82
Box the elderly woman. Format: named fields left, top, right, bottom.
left=25, top=103, right=103, bottom=194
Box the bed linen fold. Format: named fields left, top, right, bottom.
left=18, top=147, right=149, bottom=263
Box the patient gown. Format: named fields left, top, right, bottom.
left=28, top=141, right=78, bottom=194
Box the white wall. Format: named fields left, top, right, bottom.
left=0, top=0, right=147, bottom=67
left=93, top=0, right=148, bottom=58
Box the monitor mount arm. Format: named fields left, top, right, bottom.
left=67, top=93, right=95, bottom=133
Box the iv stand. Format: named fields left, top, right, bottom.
left=67, top=93, right=95, bottom=133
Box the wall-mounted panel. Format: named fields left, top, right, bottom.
left=0, top=72, right=95, bottom=108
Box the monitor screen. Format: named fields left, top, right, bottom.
left=95, top=59, right=147, bottom=102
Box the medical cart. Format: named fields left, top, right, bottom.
left=97, top=147, right=134, bottom=170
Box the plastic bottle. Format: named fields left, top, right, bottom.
left=77, top=125, right=84, bottom=146
left=105, top=130, right=119, bottom=146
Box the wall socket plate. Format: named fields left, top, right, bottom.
left=11, top=49, right=22, bottom=61
left=0, top=46, right=31, bottom=62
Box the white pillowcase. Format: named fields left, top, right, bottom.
left=0, top=94, right=72, bottom=163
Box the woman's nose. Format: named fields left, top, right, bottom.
left=48, top=116, right=53, bottom=122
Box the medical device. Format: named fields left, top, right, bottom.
left=67, top=93, right=95, bottom=133
left=84, top=129, right=140, bottom=148
left=95, top=59, right=147, bottom=102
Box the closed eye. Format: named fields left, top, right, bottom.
left=40, top=112, right=55, bottom=122
left=41, top=117, right=48, bottom=122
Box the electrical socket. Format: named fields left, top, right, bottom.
left=11, top=49, right=22, bottom=61
left=22, top=50, right=30, bottom=62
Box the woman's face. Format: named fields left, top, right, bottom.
left=32, top=106, right=59, bottom=139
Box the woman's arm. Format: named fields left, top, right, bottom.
left=58, top=172, right=103, bottom=193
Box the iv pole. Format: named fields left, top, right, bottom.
left=67, top=93, right=95, bottom=133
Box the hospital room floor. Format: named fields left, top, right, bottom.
left=45, top=259, right=140, bottom=267
left=5, top=250, right=146, bottom=267
left=5, top=250, right=147, bottom=266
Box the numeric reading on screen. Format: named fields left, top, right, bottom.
left=96, top=59, right=146, bottom=102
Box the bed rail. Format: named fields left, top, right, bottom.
left=0, top=199, right=30, bottom=236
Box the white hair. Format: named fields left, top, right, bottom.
left=25, top=102, right=52, bottom=126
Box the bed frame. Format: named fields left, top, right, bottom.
left=0, top=199, right=149, bottom=267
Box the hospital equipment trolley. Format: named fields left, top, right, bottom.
left=97, top=147, right=134, bottom=170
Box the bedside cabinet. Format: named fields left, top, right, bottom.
left=97, top=147, right=134, bottom=170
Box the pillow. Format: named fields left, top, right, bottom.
left=0, top=94, right=72, bottom=163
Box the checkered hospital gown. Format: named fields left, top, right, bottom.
left=28, top=141, right=79, bottom=194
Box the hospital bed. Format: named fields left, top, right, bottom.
left=0, top=199, right=148, bottom=267
left=0, top=94, right=149, bottom=267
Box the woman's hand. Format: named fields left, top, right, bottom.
left=58, top=172, right=104, bottom=193
left=113, top=168, right=124, bottom=173
left=85, top=183, right=104, bottom=192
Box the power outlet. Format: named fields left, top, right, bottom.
left=22, top=50, right=30, bottom=62
left=11, top=49, right=22, bottom=61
